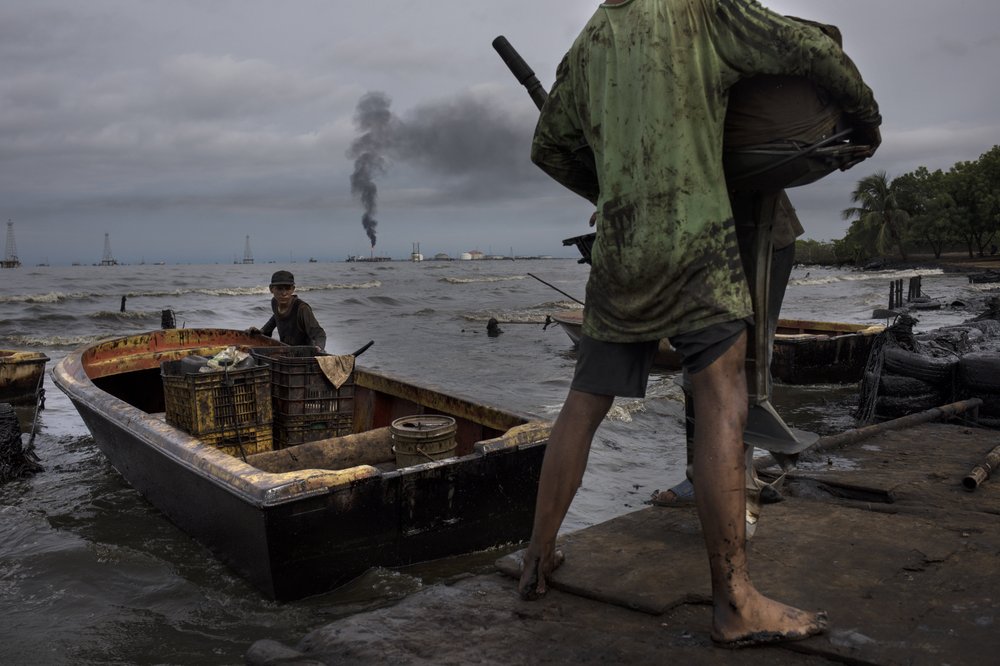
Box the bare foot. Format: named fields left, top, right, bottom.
left=711, top=588, right=828, bottom=648
left=517, top=546, right=565, bottom=601
left=648, top=478, right=695, bottom=507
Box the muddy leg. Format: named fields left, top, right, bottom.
left=518, top=389, right=613, bottom=600
left=689, top=332, right=827, bottom=646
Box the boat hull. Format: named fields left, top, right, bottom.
left=0, top=350, right=49, bottom=405
left=53, top=329, right=549, bottom=600
left=550, top=312, right=882, bottom=384
left=771, top=319, right=884, bottom=385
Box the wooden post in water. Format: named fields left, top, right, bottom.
left=889, top=279, right=905, bottom=310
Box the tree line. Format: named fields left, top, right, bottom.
left=795, top=145, right=1000, bottom=265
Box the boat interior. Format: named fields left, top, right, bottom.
left=81, top=332, right=537, bottom=475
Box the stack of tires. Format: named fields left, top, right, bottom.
left=868, top=320, right=1000, bottom=423
left=872, top=346, right=957, bottom=418
left=957, top=350, right=1000, bottom=428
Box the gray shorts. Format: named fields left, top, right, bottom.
left=571, top=319, right=747, bottom=398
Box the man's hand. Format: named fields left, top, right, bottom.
left=840, top=123, right=881, bottom=171
left=246, top=327, right=262, bottom=336
left=849, top=123, right=881, bottom=153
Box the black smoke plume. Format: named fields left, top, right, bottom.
left=346, top=89, right=539, bottom=247
left=348, top=92, right=395, bottom=248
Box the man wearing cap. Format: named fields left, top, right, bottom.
left=248, top=270, right=327, bottom=350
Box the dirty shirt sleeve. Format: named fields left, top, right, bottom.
left=260, top=315, right=276, bottom=337
left=530, top=55, right=600, bottom=205
left=710, top=0, right=880, bottom=127
left=298, top=302, right=327, bottom=351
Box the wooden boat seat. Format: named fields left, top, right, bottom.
left=246, top=427, right=395, bottom=473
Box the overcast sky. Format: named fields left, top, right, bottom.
left=2, top=0, right=998, bottom=265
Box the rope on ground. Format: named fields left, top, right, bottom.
left=855, top=313, right=919, bottom=425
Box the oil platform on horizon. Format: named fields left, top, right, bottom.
left=2, top=221, right=21, bottom=268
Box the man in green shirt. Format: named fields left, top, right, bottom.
left=519, top=0, right=880, bottom=648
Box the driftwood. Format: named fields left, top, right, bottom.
left=962, top=444, right=1000, bottom=491
left=755, top=398, right=984, bottom=472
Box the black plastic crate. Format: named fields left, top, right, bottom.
left=273, top=412, right=354, bottom=448
left=250, top=346, right=355, bottom=419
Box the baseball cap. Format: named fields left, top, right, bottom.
left=269, top=270, right=295, bottom=286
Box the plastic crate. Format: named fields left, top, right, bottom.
left=250, top=346, right=355, bottom=419
left=161, top=360, right=273, bottom=456
left=273, top=412, right=354, bottom=448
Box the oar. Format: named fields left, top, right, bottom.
left=350, top=340, right=374, bottom=357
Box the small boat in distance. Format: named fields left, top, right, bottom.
left=549, top=311, right=883, bottom=384
left=52, top=328, right=550, bottom=600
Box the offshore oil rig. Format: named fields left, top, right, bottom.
left=2, top=221, right=21, bottom=268
left=100, top=232, right=118, bottom=266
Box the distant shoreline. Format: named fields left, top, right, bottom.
left=805, top=252, right=1000, bottom=274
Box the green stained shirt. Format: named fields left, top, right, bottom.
left=532, top=0, right=879, bottom=342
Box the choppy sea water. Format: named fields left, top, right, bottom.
left=0, top=259, right=992, bottom=664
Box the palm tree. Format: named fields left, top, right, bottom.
left=842, top=171, right=909, bottom=261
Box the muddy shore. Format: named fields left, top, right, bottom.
left=246, top=417, right=1000, bottom=665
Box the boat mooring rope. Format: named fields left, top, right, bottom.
left=25, top=366, right=46, bottom=452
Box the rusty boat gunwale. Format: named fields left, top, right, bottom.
left=52, top=328, right=550, bottom=600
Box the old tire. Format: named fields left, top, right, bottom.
left=975, top=416, right=1000, bottom=429
left=882, top=347, right=956, bottom=386
left=867, top=371, right=938, bottom=396
left=958, top=352, right=1000, bottom=393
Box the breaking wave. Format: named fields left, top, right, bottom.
left=89, top=310, right=160, bottom=320
left=0, top=280, right=382, bottom=304
left=790, top=267, right=944, bottom=287
left=438, top=275, right=527, bottom=285
left=2, top=333, right=106, bottom=349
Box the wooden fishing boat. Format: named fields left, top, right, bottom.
left=549, top=312, right=883, bottom=384
left=772, top=319, right=885, bottom=384
left=0, top=350, right=49, bottom=405
left=968, top=270, right=1000, bottom=284
left=52, top=328, right=549, bottom=600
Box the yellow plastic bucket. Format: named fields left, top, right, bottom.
left=390, top=415, right=457, bottom=467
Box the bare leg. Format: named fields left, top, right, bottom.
left=518, top=389, right=614, bottom=600
left=690, top=332, right=827, bottom=646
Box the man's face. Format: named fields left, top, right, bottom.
left=270, top=284, right=295, bottom=306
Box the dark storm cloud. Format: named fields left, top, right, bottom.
left=2, top=0, right=999, bottom=262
